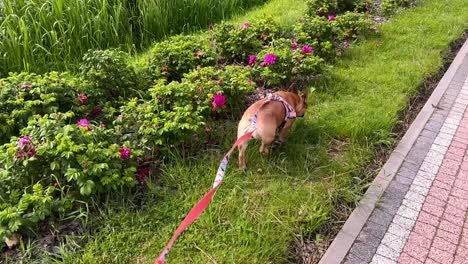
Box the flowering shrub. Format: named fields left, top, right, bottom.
left=0, top=112, right=141, bottom=240
left=251, top=39, right=325, bottom=86
left=381, top=0, right=411, bottom=14
left=212, top=18, right=280, bottom=63
left=0, top=72, right=89, bottom=144
left=306, top=0, right=371, bottom=16
left=294, top=12, right=374, bottom=59
left=80, top=49, right=141, bottom=103
left=148, top=35, right=217, bottom=81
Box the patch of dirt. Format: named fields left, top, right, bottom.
left=290, top=30, right=468, bottom=264
left=1, top=218, right=83, bottom=262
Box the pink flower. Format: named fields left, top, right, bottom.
left=197, top=87, right=204, bottom=94
left=195, top=50, right=203, bottom=57
left=260, top=34, right=267, bottom=41
left=76, top=119, right=91, bottom=128
left=119, top=147, right=131, bottom=160
left=197, top=64, right=202, bottom=69
left=247, top=79, right=253, bottom=83
left=239, top=22, right=250, bottom=29
left=208, top=24, right=214, bottom=30
left=23, top=84, right=32, bottom=89
left=217, top=79, right=223, bottom=85
left=301, top=45, right=313, bottom=54
left=262, top=53, right=277, bottom=66
left=248, top=55, right=257, bottom=67
left=292, top=38, right=298, bottom=49
left=17, top=136, right=30, bottom=146
left=78, top=93, right=87, bottom=104
left=212, top=92, right=226, bottom=110
left=328, top=15, right=336, bottom=21
left=218, top=58, right=226, bottom=64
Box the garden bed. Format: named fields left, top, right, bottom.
left=2, top=0, right=468, bottom=263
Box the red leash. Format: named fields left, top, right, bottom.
left=155, top=131, right=254, bottom=264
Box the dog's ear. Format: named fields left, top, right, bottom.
left=300, top=92, right=308, bottom=105
left=289, top=83, right=298, bottom=93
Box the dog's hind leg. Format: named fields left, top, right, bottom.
left=238, top=140, right=249, bottom=169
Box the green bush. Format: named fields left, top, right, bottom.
left=0, top=112, right=141, bottom=240
left=251, top=39, right=325, bottom=86
left=80, top=49, right=142, bottom=103
left=212, top=18, right=281, bottom=63
left=148, top=35, right=217, bottom=82
left=117, top=65, right=256, bottom=151
left=381, top=0, right=412, bottom=14
left=0, top=72, right=89, bottom=144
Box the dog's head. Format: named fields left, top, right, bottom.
left=287, top=83, right=308, bottom=117
left=295, top=92, right=308, bottom=117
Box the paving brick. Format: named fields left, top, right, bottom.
left=385, top=181, right=409, bottom=200
left=424, top=195, right=446, bottom=208
left=392, top=214, right=415, bottom=230
left=399, top=252, right=424, bottom=264
left=432, top=236, right=457, bottom=254
left=403, top=243, right=429, bottom=262
left=348, top=241, right=378, bottom=263
left=445, top=152, right=464, bottom=162
left=422, top=202, right=444, bottom=218
left=387, top=222, right=411, bottom=237
left=420, top=129, right=439, bottom=139
left=412, top=176, right=433, bottom=189
left=431, top=143, right=449, bottom=154
left=431, top=179, right=452, bottom=191
left=405, top=232, right=432, bottom=249
left=428, top=247, right=454, bottom=264
left=451, top=187, right=468, bottom=199
left=436, top=229, right=460, bottom=244
left=454, top=178, right=468, bottom=191
left=397, top=205, right=419, bottom=220
left=448, top=145, right=466, bottom=155
left=425, top=119, right=444, bottom=132
left=417, top=211, right=440, bottom=227
left=368, top=208, right=394, bottom=228
left=448, top=196, right=468, bottom=211
left=437, top=173, right=456, bottom=186
left=442, top=211, right=464, bottom=226
left=413, top=222, right=437, bottom=240
left=445, top=204, right=466, bottom=217
left=439, top=219, right=463, bottom=235
left=395, top=173, right=414, bottom=185
left=429, top=186, right=450, bottom=201
left=376, top=244, right=400, bottom=261
left=356, top=226, right=383, bottom=247
left=439, top=164, right=459, bottom=176
left=343, top=253, right=365, bottom=264
left=409, top=184, right=430, bottom=196
left=380, top=232, right=407, bottom=252
left=371, top=254, right=396, bottom=264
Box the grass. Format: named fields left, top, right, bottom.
left=17, top=0, right=468, bottom=263
left=0, top=0, right=267, bottom=76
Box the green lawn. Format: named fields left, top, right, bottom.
left=34, top=0, right=468, bottom=263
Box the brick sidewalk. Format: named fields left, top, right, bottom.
left=320, top=39, right=468, bottom=264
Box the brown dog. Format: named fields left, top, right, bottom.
left=237, top=90, right=308, bottom=169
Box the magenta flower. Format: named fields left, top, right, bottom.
left=262, top=53, right=277, bottom=66
left=76, top=119, right=91, bottom=128
left=17, top=136, right=30, bottom=146
left=218, top=58, right=226, bottom=65
left=208, top=24, right=214, bottom=30
left=78, top=93, right=87, bottom=104
left=248, top=55, right=257, bottom=67
left=195, top=50, right=203, bottom=57
left=119, top=147, right=131, bottom=160
left=23, top=84, right=32, bottom=89
left=217, top=79, right=223, bottom=85
left=260, top=34, right=267, bottom=41
left=247, top=79, right=253, bottom=83
left=301, top=45, right=313, bottom=54
left=212, top=92, right=226, bottom=110
left=328, top=15, right=336, bottom=21
left=292, top=38, right=298, bottom=49
left=239, top=22, right=250, bottom=29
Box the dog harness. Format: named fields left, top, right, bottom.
left=251, top=94, right=297, bottom=130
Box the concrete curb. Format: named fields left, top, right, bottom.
left=318, top=38, right=468, bottom=264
